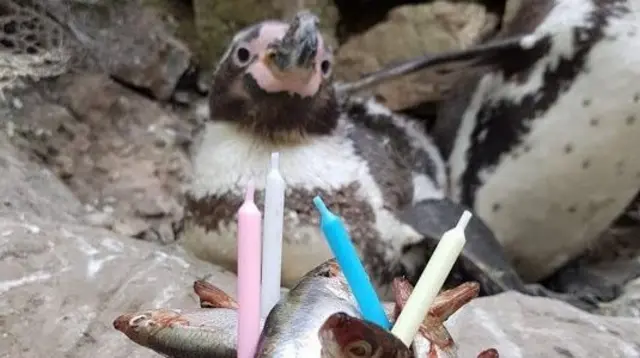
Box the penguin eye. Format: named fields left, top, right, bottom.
left=233, top=44, right=252, bottom=66
left=320, top=59, right=332, bottom=78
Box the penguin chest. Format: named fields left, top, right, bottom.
left=182, top=121, right=420, bottom=287
left=452, top=6, right=640, bottom=280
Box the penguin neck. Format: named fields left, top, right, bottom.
left=210, top=111, right=340, bottom=146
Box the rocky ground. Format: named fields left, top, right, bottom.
left=1, top=0, right=640, bottom=357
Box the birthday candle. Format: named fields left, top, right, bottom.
left=391, top=210, right=473, bottom=347
left=237, top=180, right=262, bottom=358
left=260, top=152, right=286, bottom=318
left=313, top=196, right=391, bottom=330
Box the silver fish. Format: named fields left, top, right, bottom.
left=113, top=308, right=245, bottom=358
left=255, top=259, right=365, bottom=357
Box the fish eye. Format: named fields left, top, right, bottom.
left=345, top=341, right=372, bottom=357
left=233, top=43, right=252, bottom=66
left=320, top=59, right=332, bottom=78
left=128, top=314, right=147, bottom=327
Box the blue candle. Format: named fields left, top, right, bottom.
left=313, top=196, right=391, bottom=330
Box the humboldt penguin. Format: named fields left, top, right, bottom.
left=344, top=0, right=640, bottom=299
left=179, top=11, right=581, bottom=305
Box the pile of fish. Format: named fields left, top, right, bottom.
left=113, top=259, right=499, bottom=357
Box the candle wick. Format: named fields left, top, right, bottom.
left=455, top=210, right=473, bottom=231
left=312, top=196, right=328, bottom=214
left=245, top=180, right=255, bottom=202
left=270, top=152, right=280, bottom=170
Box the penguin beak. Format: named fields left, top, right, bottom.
left=263, top=11, right=319, bottom=82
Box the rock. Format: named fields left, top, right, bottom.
left=0, top=1, right=73, bottom=94
left=0, top=132, right=235, bottom=357
left=503, top=0, right=524, bottom=29
left=600, top=276, right=640, bottom=317
left=335, top=1, right=498, bottom=111
left=112, top=217, right=151, bottom=238
left=0, top=215, right=236, bottom=358
left=0, top=132, right=81, bottom=223
left=58, top=0, right=193, bottom=100
left=82, top=211, right=116, bottom=229
left=0, top=127, right=236, bottom=357
left=192, top=0, right=339, bottom=66
left=449, top=292, right=640, bottom=357
left=7, top=73, right=191, bottom=245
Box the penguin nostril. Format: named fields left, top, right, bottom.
left=320, top=60, right=332, bottom=77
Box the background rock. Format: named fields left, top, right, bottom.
left=335, top=1, right=498, bottom=111
left=0, top=215, right=236, bottom=358
left=58, top=0, right=192, bottom=100
left=449, top=292, right=640, bottom=357
left=600, top=275, right=640, bottom=317
left=0, top=134, right=235, bottom=357
left=5, top=73, right=192, bottom=245
left=0, top=132, right=81, bottom=223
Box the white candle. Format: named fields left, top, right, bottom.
left=391, top=210, right=473, bottom=347
left=260, top=152, right=286, bottom=318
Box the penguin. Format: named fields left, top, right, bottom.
left=341, top=0, right=640, bottom=299
left=179, top=11, right=567, bottom=304
left=181, top=11, right=435, bottom=292
left=438, top=0, right=640, bottom=297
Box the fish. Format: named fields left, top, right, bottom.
left=392, top=278, right=480, bottom=357
left=193, top=278, right=239, bottom=309
left=477, top=348, right=499, bottom=358
left=113, top=278, right=251, bottom=357
left=114, top=260, right=496, bottom=357
left=113, top=308, right=243, bottom=358
left=319, top=312, right=412, bottom=358
left=254, top=259, right=365, bottom=357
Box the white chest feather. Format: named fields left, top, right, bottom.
left=449, top=0, right=640, bottom=280
left=186, top=120, right=423, bottom=286
left=190, top=121, right=363, bottom=198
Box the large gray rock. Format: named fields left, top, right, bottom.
left=0, top=131, right=236, bottom=358
left=45, top=0, right=192, bottom=100
left=0, top=132, right=81, bottom=223
left=449, top=292, right=640, bottom=357
left=600, top=274, right=640, bottom=317
left=6, top=73, right=192, bottom=245
left=0, top=214, right=236, bottom=358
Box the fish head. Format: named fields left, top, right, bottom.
left=113, top=309, right=186, bottom=345
left=477, top=348, right=500, bottom=358
left=319, top=312, right=411, bottom=358
left=305, top=258, right=342, bottom=279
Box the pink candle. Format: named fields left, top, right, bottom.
left=237, top=180, right=262, bottom=358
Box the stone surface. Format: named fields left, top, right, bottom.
left=335, top=1, right=498, bottom=111
left=0, top=129, right=236, bottom=358
left=50, top=0, right=193, bottom=100
left=0, top=0, right=73, bottom=96
left=0, top=132, right=81, bottom=224
left=0, top=215, right=236, bottom=358
left=5, top=73, right=192, bottom=245
left=600, top=271, right=640, bottom=318
left=449, top=292, right=640, bottom=357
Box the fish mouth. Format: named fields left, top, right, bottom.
left=264, top=11, right=319, bottom=80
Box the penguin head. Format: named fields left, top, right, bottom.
left=208, top=11, right=339, bottom=143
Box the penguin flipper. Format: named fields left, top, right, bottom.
left=398, top=198, right=530, bottom=296
left=334, top=34, right=547, bottom=96
left=398, top=198, right=607, bottom=312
